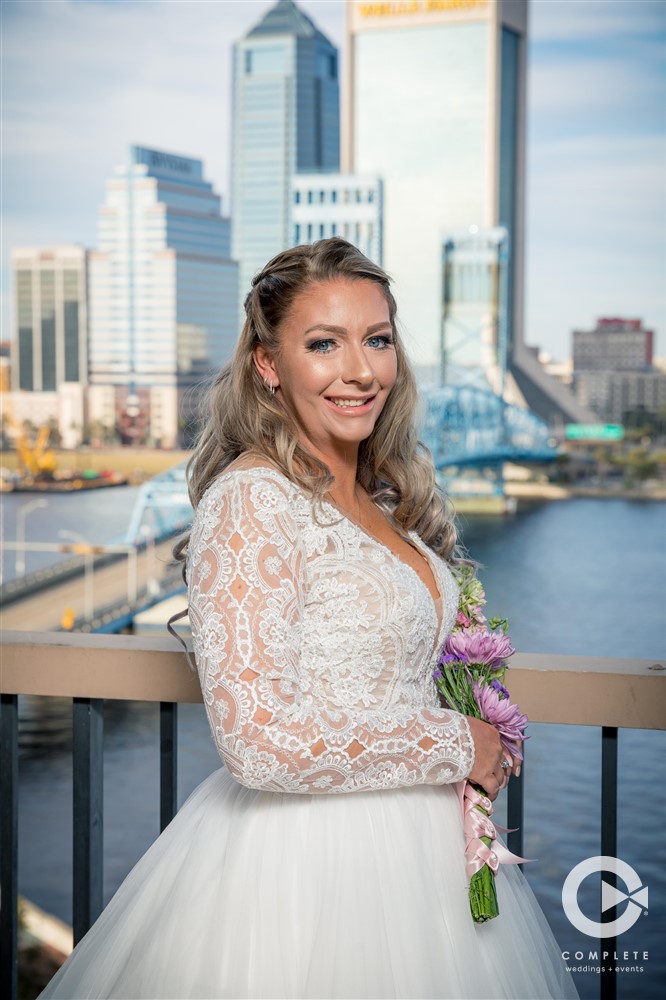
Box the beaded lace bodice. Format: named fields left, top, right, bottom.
left=187, top=466, right=474, bottom=793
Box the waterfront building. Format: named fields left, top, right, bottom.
left=291, top=174, right=382, bottom=263
left=573, top=317, right=654, bottom=372
left=572, top=318, right=662, bottom=424
left=574, top=369, right=666, bottom=425
left=231, top=0, right=340, bottom=301
left=11, top=245, right=88, bottom=392
left=3, top=384, right=86, bottom=449
left=344, top=0, right=527, bottom=376
left=88, top=145, right=238, bottom=448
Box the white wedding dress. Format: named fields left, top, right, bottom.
left=41, top=466, right=578, bottom=999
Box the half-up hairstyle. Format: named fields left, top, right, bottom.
left=174, top=237, right=458, bottom=572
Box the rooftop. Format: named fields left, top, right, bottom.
left=246, top=0, right=332, bottom=45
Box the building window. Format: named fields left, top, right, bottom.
left=355, top=190, right=362, bottom=204
left=342, top=190, right=350, bottom=204
left=307, top=224, right=313, bottom=242
left=307, top=191, right=313, bottom=204
left=331, top=191, right=337, bottom=204
left=40, top=269, right=56, bottom=392
left=319, top=224, right=325, bottom=238
left=329, top=53, right=337, bottom=80
left=245, top=51, right=252, bottom=74
left=319, top=191, right=325, bottom=203
left=294, top=191, right=301, bottom=204
left=295, top=224, right=301, bottom=243
left=63, top=269, right=80, bottom=382
left=17, top=269, right=33, bottom=391
left=368, top=190, right=375, bottom=203
left=332, top=223, right=337, bottom=236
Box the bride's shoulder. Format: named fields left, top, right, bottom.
left=199, top=457, right=299, bottom=510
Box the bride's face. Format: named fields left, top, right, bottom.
left=255, top=278, right=398, bottom=458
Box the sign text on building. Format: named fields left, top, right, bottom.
left=358, top=0, right=488, bottom=18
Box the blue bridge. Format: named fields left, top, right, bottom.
left=421, top=385, right=557, bottom=469
left=125, top=385, right=558, bottom=539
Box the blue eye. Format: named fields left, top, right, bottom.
left=367, top=335, right=394, bottom=350
left=306, top=339, right=336, bottom=353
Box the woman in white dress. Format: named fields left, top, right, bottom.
left=41, top=238, right=578, bottom=999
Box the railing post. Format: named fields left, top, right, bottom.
left=1, top=694, right=19, bottom=1000
left=506, top=747, right=524, bottom=864
left=600, top=726, right=618, bottom=1000
left=160, top=702, right=178, bottom=832
left=73, top=698, right=104, bottom=945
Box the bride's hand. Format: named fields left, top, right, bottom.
left=465, top=716, right=513, bottom=801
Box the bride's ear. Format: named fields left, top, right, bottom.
left=252, top=345, right=280, bottom=390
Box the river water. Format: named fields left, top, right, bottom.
left=10, top=490, right=666, bottom=1000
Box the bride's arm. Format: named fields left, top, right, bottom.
left=188, top=471, right=475, bottom=793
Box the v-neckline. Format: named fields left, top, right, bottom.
left=317, top=493, right=447, bottom=661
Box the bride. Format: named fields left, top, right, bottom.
left=41, top=238, right=577, bottom=999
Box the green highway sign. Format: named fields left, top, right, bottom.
left=565, top=424, right=624, bottom=441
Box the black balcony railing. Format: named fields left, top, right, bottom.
left=1, top=633, right=664, bottom=1000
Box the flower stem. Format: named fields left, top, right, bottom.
left=468, top=791, right=499, bottom=923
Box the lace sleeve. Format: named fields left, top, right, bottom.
left=188, top=471, right=475, bottom=793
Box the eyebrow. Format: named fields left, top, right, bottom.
left=302, top=322, right=393, bottom=337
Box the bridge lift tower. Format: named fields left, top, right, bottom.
left=421, top=227, right=556, bottom=504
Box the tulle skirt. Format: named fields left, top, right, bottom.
left=40, top=768, right=578, bottom=999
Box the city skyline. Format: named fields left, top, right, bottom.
left=3, top=0, right=665, bottom=361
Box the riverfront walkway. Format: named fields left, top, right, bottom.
left=0, top=539, right=180, bottom=632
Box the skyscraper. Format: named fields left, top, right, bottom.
left=11, top=245, right=88, bottom=392
left=344, top=0, right=528, bottom=382
left=231, top=0, right=340, bottom=300
left=88, top=145, right=238, bottom=447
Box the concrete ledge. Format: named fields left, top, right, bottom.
left=1, top=631, right=664, bottom=730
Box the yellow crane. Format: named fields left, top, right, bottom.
left=16, top=423, right=58, bottom=478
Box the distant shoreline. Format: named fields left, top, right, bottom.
left=505, top=481, right=666, bottom=502
left=2, top=448, right=664, bottom=505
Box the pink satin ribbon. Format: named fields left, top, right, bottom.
left=457, top=780, right=531, bottom=879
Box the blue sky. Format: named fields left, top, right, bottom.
left=2, top=0, right=665, bottom=360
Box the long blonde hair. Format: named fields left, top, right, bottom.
left=175, top=237, right=458, bottom=569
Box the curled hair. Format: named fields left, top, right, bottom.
left=173, top=238, right=459, bottom=578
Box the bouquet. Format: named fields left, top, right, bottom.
left=434, top=564, right=529, bottom=923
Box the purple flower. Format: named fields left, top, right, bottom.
left=443, top=629, right=515, bottom=671
left=473, top=681, right=528, bottom=760
left=490, top=679, right=510, bottom=700
left=438, top=653, right=460, bottom=667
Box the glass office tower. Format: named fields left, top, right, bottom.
left=88, top=145, right=238, bottom=447
left=344, top=0, right=528, bottom=384
left=231, top=0, right=340, bottom=303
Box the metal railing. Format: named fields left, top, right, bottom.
left=1, top=631, right=664, bottom=1000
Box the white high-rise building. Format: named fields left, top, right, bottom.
left=344, top=0, right=528, bottom=383
left=89, top=145, right=238, bottom=447
left=291, top=174, right=383, bottom=264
